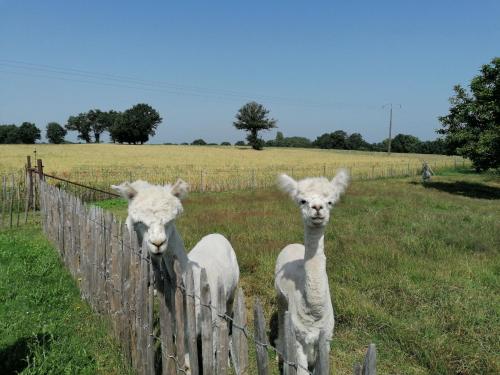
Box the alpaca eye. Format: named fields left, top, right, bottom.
left=300, top=199, right=307, bottom=205
left=328, top=201, right=332, bottom=205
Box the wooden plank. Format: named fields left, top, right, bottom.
left=147, top=260, right=155, bottom=374
left=362, top=344, right=376, bottom=375
left=9, top=174, right=14, bottom=228
left=110, top=218, right=121, bottom=332
left=253, top=297, right=269, bottom=375
left=185, top=267, right=199, bottom=375
left=153, top=257, right=176, bottom=375
left=173, top=258, right=186, bottom=373
left=315, top=330, right=329, bottom=375
left=25, top=156, right=33, bottom=223
left=231, top=288, right=248, bottom=375
left=16, top=182, right=21, bottom=227
left=36, top=159, right=44, bottom=180
left=200, top=268, right=214, bottom=375
left=283, top=312, right=297, bottom=375
left=128, top=226, right=140, bottom=368
left=136, top=244, right=149, bottom=375
left=0, top=175, right=6, bottom=228
left=216, top=282, right=229, bottom=375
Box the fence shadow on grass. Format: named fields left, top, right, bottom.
left=413, top=180, right=500, bottom=200
left=0, top=333, right=53, bottom=374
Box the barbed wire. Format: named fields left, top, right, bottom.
left=40, top=184, right=316, bottom=374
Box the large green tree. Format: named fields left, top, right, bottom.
left=390, top=134, right=421, bottom=153
left=313, top=130, right=348, bottom=149
left=233, top=102, right=277, bottom=150
left=438, top=57, right=500, bottom=171
left=46, top=122, right=67, bottom=144
left=109, top=104, right=161, bottom=144
left=0, top=125, right=20, bottom=144
left=66, top=113, right=92, bottom=143
left=86, top=109, right=109, bottom=143
left=18, top=122, right=41, bottom=144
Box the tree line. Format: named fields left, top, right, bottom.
left=184, top=131, right=446, bottom=154
left=0, top=103, right=161, bottom=145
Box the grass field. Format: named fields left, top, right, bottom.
left=0, top=225, right=133, bottom=374
left=97, top=170, right=500, bottom=374
left=0, top=144, right=468, bottom=192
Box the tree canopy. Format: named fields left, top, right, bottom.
left=66, top=113, right=92, bottom=143
left=233, top=101, right=277, bottom=150
left=0, top=123, right=41, bottom=144
left=191, top=138, right=207, bottom=145
left=438, top=57, right=500, bottom=171
left=18, top=122, right=41, bottom=144
left=46, top=122, right=67, bottom=144
left=109, top=104, right=162, bottom=144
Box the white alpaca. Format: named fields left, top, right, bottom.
left=274, top=170, right=349, bottom=374
left=111, top=179, right=239, bottom=341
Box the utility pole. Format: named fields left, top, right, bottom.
left=382, top=103, right=401, bottom=155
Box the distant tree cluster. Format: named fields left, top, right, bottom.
left=259, top=129, right=445, bottom=154
left=65, top=103, right=162, bottom=144
left=0, top=122, right=41, bottom=144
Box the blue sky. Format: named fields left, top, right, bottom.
left=0, top=0, right=498, bottom=144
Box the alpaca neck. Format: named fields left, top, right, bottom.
left=303, top=225, right=328, bottom=309
left=165, top=224, right=189, bottom=274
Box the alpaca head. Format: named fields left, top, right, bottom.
left=111, top=179, right=189, bottom=256
left=278, top=169, right=349, bottom=227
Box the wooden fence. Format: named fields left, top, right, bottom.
left=0, top=157, right=38, bottom=228
left=38, top=178, right=377, bottom=374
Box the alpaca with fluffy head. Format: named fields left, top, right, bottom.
left=274, top=170, right=349, bottom=374
left=111, top=179, right=239, bottom=340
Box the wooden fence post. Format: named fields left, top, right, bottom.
left=362, top=344, right=376, bottom=375
left=37, top=159, right=44, bottom=181
left=315, top=330, right=330, bottom=375
left=185, top=267, right=199, bottom=375
left=0, top=175, right=5, bottom=227
left=253, top=298, right=269, bottom=375
left=9, top=174, right=14, bottom=228
left=25, top=156, right=33, bottom=223
left=231, top=288, right=248, bottom=375
left=174, top=258, right=187, bottom=373
left=153, top=256, right=176, bottom=375
left=283, top=312, right=297, bottom=375
left=216, top=282, right=229, bottom=375
left=200, top=268, right=213, bottom=374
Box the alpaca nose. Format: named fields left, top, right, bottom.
left=312, top=204, right=323, bottom=211
left=151, top=239, right=166, bottom=248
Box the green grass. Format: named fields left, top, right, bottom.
left=99, top=171, right=500, bottom=374
left=0, top=225, right=133, bottom=374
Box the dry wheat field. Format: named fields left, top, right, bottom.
left=0, top=144, right=468, bottom=192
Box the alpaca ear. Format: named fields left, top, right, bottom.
left=171, top=179, right=189, bottom=199
left=277, top=174, right=298, bottom=197
left=111, top=182, right=138, bottom=200
left=330, top=169, right=350, bottom=201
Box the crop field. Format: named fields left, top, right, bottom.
left=96, top=170, right=499, bottom=374
left=0, top=144, right=468, bottom=192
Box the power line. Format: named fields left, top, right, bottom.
left=0, top=58, right=349, bottom=109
